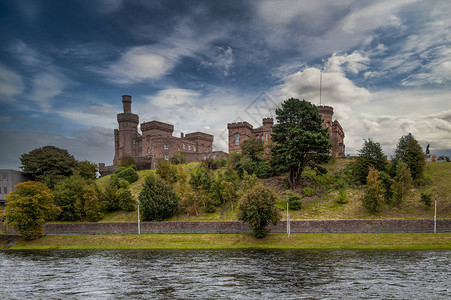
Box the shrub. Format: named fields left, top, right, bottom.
left=156, top=160, right=178, bottom=184
left=4, top=181, right=61, bottom=240
left=171, top=152, right=186, bottom=164
left=241, top=171, right=259, bottom=191
left=361, top=166, right=384, bottom=213
left=118, top=188, right=136, bottom=211
left=379, top=171, right=394, bottom=203
left=114, top=167, right=139, bottom=184
left=303, top=187, right=314, bottom=197
left=238, top=185, right=280, bottom=238
left=118, top=155, right=137, bottom=170
left=420, top=192, right=432, bottom=207
left=83, top=186, right=103, bottom=222
left=253, top=160, right=273, bottom=178
left=391, top=161, right=413, bottom=208
left=285, top=191, right=302, bottom=210
left=53, top=175, right=88, bottom=221
left=202, top=157, right=220, bottom=170
left=336, top=189, right=348, bottom=204
left=139, top=174, right=179, bottom=221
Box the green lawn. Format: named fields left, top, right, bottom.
left=7, top=233, right=450, bottom=250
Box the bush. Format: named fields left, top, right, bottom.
left=238, top=185, right=280, bottom=238
left=171, top=152, right=186, bottom=164
left=83, top=186, right=103, bottom=222
left=202, top=157, right=220, bottom=170
left=53, top=175, right=88, bottom=221
left=391, top=161, right=412, bottom=208
left=303, top=187, right=314, bottom=197
left=139, top=174, right=179, bottom=221
left=118, top=188, right=136, bottom=211
left=361, top=166, right=384, bottom=213
left=379, top=171, right=393, bottom=203
left=420, top=192, right=432, bottom=207
left=285, top=191, right=302, bottom=210
left=114, top=167, right=139, bottom=184
left=156, top=160, right=178, bottom=184
left=336, top=189, right=348, bottom=204
left=3, top=181, right=61, bottom=240
left=253, top=161, right=273, bottom=178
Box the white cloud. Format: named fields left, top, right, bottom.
left=201, top=46, right=234, bottom=76
left=0, top=64, right=24, bottom=102
left=325, top=51, right=369, bottom=74
left=27, top=72, right=67, bottom=109
left=8, top=40, right=48, bottom=66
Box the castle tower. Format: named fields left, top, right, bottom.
left=227, top=121, right=254, bottom=153
left=262, top=118, right=274, bottom=142
left=317, top=105, right=334, bottom=132
left=113, top=95, right=139, bottom=165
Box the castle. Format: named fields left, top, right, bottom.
left=227, top=105, right=345, bottom=157
left=99, top=95, right=226, bottom=175
left=99, top=96, right=345, bottom=175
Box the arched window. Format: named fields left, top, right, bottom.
left=235, top=133, right=240, bottom=145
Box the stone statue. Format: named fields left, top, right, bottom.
left=425, top=144, right=430, bottom=155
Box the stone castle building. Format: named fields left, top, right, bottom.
left=99, top=95, right=226, bottom=175
left=227, top=105, right=345, bottom=157
left=0, top=169, right=27, bottom=210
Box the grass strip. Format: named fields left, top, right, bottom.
left=8, top=233, right=451, bottom=250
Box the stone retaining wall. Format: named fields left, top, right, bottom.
left=2, top=219, right=450, bottom=236
left=38, top=219, right=451, bottom=235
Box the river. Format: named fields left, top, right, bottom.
left=1, top=249, right=449, bottom=299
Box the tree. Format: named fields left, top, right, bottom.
left=139, top=174, right=179, bottom=221
left=238, top=185, right=280, bottom=238
left=271, top=98, right=331, bottom=189
left=20, top=146, right=79, bottom=189
left=392, top=133, right=425, bottom=181
left=156, top=160, right=178, bottom=184
left=53, top=175, right=87, bottom=221
left=3, top=181, right=61, bottom=240
left=241, top=137, right=264, bottom=161
left=361, top=166, right=384, bottom=213
left=391, top=161, right=412, bottom=208
left=83, top=186, right=103, bottom=222
left=352, top=139, right=386, bottom=184
left=78, top=160, right=98, bottom=181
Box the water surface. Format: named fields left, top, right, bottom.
left=1, top=249, right=449, bottom=299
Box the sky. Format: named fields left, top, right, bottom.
left=0, top=0, right=450, bottom=170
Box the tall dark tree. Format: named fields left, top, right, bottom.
left=392, top=133, right=425, bottom=181
left=78, top=160, right=98, bottom=181
left=20, top=146, right=78, bottom=189
left=241, top=137, right=264, bottom=161
left=352, top=139, right=387, bottom=184
left=271, top=98, right=331, bottom=189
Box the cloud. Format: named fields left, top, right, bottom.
left=0, top=127, right=114, bottom=169
left=324, top=51, right=369, bottom=74
left=96, top=0, right=123, bottom=13
left=0, top=64, right=24, bottom=102
left=27, top=72, right=67, bottom=109
left=8, top=40, right=49, bottom=66
left=201, top=46, right=234, bottom=76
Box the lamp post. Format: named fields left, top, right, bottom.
left=434, top=194, right=437, bottom=233
left=138, top=199, right=141, bottom=235
left=287, top=197, right=290, bottom=237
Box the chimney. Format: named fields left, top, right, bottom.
left=122, top=95, right=132, bottom=113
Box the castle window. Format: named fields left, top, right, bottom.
left=183, top=144, right=186, bottom=150
left=147, top=147, right=150, bottom=153
left=194, top=146, right=196, bottom=152
left=165, top=155, right=169, bottom=160
left=133, top=150, right=136, bottom=155
left=235, top=133, right=240, bottom=145
left=164, top=144, right=168, bottom=150
left=188, top=145, right=191, bottom=151
left=178, top=146, right=180, bottom=151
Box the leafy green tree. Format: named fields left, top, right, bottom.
left=53, top=175, right=87, bottom=221
left=20, top=146, right=79, bottom=189
left=361, top=166, right=384, bottom=213
left=392, top=133, right=425, bottom=181
left=352, top=139, right=387, bottom=184
left=391, top=161, right=413, bottom=208
left=78, top=160, right=98, bottom=181
left=113, top=167, right=139, bottom=184
left=4, top=181, right=61, bottom=240
left=238, top=185, right=280, bottom=238
left=271, top=98, right=331, bottom=189
left=285, top=191, right=303, bottom=210
left=241, top=137, right=264, bottom=161
left=379, top=171, right=394, bottom=203
left=83, top=186, right=103, bottom=222
left=139, top=174, right=179, bottom=221
left=117, top=188, right=136, bottom=212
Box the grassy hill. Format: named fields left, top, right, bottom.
left=96, top=160, right=450, bottom=222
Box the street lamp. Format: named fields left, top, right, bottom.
left=434, top=194, right=437, bottom=233
left=287, top=197, right=290, bottom=236
left=138, top=199, right=141, bottom=235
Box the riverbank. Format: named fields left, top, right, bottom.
left=5, top=233, right=450, bottom=250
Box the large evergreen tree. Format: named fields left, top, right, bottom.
left=271, top=98, right=331, bottom=189
left=392, top=133, right=425, bottom=181
left=352, top=139, right=387, bottom=184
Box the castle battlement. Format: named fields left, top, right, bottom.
left=227, top=121, right=253, bottom=129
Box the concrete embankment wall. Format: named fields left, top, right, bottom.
left=2, top=219, right=450, bottom=236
